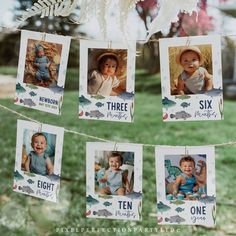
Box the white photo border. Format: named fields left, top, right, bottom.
left=15, top=30, right=71, bottom=115
left=159, top=35, right=223, bottom=122
left=155, top=145, right=216, bottom=226
left=13, top=119, right=64, bottom=202
left=79, top=40, right=136, bottom=122
left=86, top=142, right=143, bottom=221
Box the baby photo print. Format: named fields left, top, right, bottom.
left=86, top=142, right=143, bottom=220
left=159, top=35, right=223, bottom=122
left=13, top=120, right=64, bottom=202
left=79, top=40, right=136, bottom=122
left=155, top=146, right=216, bottom=226
left=15, top=30, right=71, bottom=114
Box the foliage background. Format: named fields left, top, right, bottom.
left=0, top=0, right=236, bottom=235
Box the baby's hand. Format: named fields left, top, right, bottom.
left=126, top=187, right=131, bottom=194
left=173, top=190, right=178, bottom=196
left=193, top=186, right=199, bottom=192
left=98, top=178, right=107, bottom=183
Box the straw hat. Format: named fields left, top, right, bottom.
left=176, top=46, right=204, bottom=65
left=97, top=52, right=118, bottom=62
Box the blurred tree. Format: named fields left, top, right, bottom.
left=0, top=0, right=81, bottom=67
left=136, top=0, right=214, bottom=74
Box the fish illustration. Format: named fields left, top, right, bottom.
left=87, top=195, right=99, bottom=206
left=79, top=95, right=92, bottom=107
left=48, top=84, right=64, bottom=94
left=18, top=185, right=34, bottom=194
left=26, top=84, right=38, bottom=89
left=157, top=201, right=171, bottom=213
left=46, top=173, right=61, bottom=181
left=138, top=200, right=142, bottom=219
left=205, top=87, right=222, bottom=97
left=175, top=95, right=191, bottom=100
left=130, top=101, right=134, bottom=121
left=20, top=98, right=36, bottom=107
left=199, top=195, right=216, bottom=204
left=95, top=102, right=104, bottom=108
left=118, top=92, right=134, bottom=100
left=14, top=170, right=24, bottom=181
left=165, top=215, right=185, bottom=224
left=24, top=172, right=36, bottom=177
left=180, top=102, right=190, bottom=108
left=93, top=209, right=112, bottom=217
left=163, top=113, right=168, bottom=120
left=16, top=83, right=26, bottom=94
left=85, top=110, right=105, bottom=118
left=170, top=200, right=185, bottom=205
left=29, top=91, right=37, bottom=97
left=85, top=210, right=91, bottom=216
left=170, top=111, right=191, bottom=120
left=175, top=207, right=185, bottom=213
left=126, top=191, right=142, bottom=199
left=212, top=204, right=216, bottom=225
left=98, top=194, right=113, bottom=199
left=91, top=94, right=105, bottom=100
left=162, top=97, right=176, bottom=108
left=27, top=179, right=34, bottom=184
left=103, top=201, right=112, bottom=207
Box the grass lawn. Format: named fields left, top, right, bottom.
left=0, top=91, right=236, bottom=236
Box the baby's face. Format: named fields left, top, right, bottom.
left=180, top=51, right=200, bottom=74
left=109, top=156, right=122, bottom=171
left=180, top=161, right=195, bottom=177
left=101, top=59, right=117, bottom=77
left=37, top=49, right=45, bottom=57
left=32, top=135, right=47, bottom=155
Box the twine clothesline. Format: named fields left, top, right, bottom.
left=1, top=103, right=236, bottom=148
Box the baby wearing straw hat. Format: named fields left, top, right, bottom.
left=87, top=52, right=121, bottom=96
left=176, top=46, right=213, bottom=95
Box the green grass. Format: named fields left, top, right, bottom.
left=0, top=66, right=17, bottom=76
left=0, top=92, right=236, bottom=236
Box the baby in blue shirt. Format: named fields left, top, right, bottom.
left=99, top=152, right=130, bottom=195
left=167, top=156, right=200, bottom=200
left=25, top=132, right=53, bottom=176
left=34, top=44, right=51, bottom=86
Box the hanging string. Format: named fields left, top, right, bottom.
left=1, top=102, right=236, bottom=148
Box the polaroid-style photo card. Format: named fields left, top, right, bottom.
left=86, top=142, right=143, bottom=220
left=15, top=30, right=71, bottom=115
left=155, top=146, right=216, bottom=226
left=13, top=119, right=64, bottom=202
left=159, top=35, right=223, bottom=121
left=79, top=40, right=136, bottom=122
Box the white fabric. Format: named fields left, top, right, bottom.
left=146, top=0, right=198, bottom=41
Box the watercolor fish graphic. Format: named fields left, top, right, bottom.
left=79, top=95, right=92, bottom=107
left=162, top=97, right=176, bottom=108
left=157, top=201, right=171, bottom=213
left=16, top=83, right=26, bottom=94
left=118, top=92, right=134, bottom=100
left=165, top=215, right=185, bottom=224
left=85, top=110, right=105, bottom=118
left=14, top=170, right=24, bottom=181
left=87, top=195, right=99, bottom=206
left=93, top=209, right=112, bottom=217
